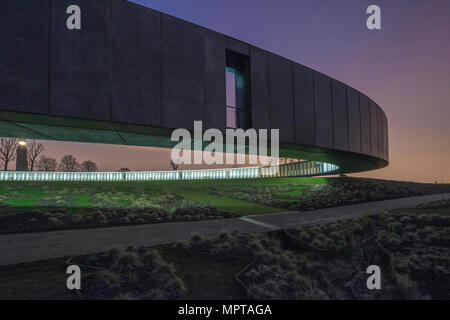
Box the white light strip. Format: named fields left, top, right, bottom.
left=0, top=162, right=339, bottom=182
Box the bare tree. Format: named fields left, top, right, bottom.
left=27, top=140, right=45, bottom=171
left=58, top=155, right=80, bottom=172
left=0, top=138, right=17, bottom=171
left=81, top=160, right=98, bottom=172
left=36, top=156, right=58, bottom=172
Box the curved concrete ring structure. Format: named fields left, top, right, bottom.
left=0, top=0, right=388, bottom=176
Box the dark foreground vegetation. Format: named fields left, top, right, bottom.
left=70, top=247, right=186, bottom=300
left=1, top=199, right=449, bottom=300
left=173, top=200, right=450, bottom=299
left=0, top=203, right=229, bottom=234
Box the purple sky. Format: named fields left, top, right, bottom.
left=22, top=0, right=450, bottom=183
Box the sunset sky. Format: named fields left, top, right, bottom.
left=17, top=0, right=450, bottom=183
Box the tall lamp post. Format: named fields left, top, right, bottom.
left=16, top=139, right=28, bottom=171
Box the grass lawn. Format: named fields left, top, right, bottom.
left=155, top=177, right=327, bottom=215
left=1, top=177, right=448, bottom=235
left=0, top=177, right=328, bottom=216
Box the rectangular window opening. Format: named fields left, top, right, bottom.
left=225, top=50, right=251, bottom=129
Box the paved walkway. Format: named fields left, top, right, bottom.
left=0, top=193, right=449, bottom=266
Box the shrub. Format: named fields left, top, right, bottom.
left=54, top=212, right=66, bottom=219
left=119, top=217, right=130, bottom=224
left=70, top=214, right=83, bottom=223
left=107, top=248, right=122, bottom=263
left=83, top=271, right=121, bottom=299
left=48, top=217, right=59, bottom=225
left=173, top=240, right=188, bottom=251
left=190, top=233, right=204, bottom=243
left=218, top=230, right=231, bottom=242
left=116, top=252, right=139, bottom=270
left=394, top=274, right=423, bottom=299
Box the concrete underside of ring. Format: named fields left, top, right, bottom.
left=0, top=110, right=387, bottom=174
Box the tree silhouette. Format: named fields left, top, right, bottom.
left=81, top=160, right=98, bottom=172
left=36, top=156, right=58, bottom=172
left=0, top=138, right=17, bottom=171
left=27, top=140, right=45, bottom=171
left=58, top=155, right=80, bottom=172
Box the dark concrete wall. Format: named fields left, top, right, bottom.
left=162, top=15, right=205, bottom=131
left=314, top=72, right=333, bottom=149
left=360, top=95, right=371, bottom=155
left=369, top=99, right=378, bottom=157
left=293, top=64, right=315, bottom=146
left=332, top=80, right=348, bottom=151
left=111, top=0, right=161, bottom=126
left=347, top=87, right=361, bottom=153
left=250, top=47, right=270, bottom=130
left=0, top=0, right=49, bottom=114
left=204, top=30, right=226, bottom=131
left=226, top=38, right=250, bottom=56
left=376, top=105, right=383, bottom=159
left=50, top=0, right=111, bottom=121
left=384, top=112, right=389, bottom=160
left=0, top=0, right=388, bottom=163
left=382, top=111, right=389, bottom=160
left=267, top=54, right=295, bottom=143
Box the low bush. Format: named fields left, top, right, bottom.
left=74, top=247, right=185, bottom=300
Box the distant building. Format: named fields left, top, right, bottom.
left=16, top=140, right=28, bottom=171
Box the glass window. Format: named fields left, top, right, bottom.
left=226, top=69, right=236, bottom=108
left=227, top=106, right=237, bottom=128
left=226, top=68, right=238, bottom=128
